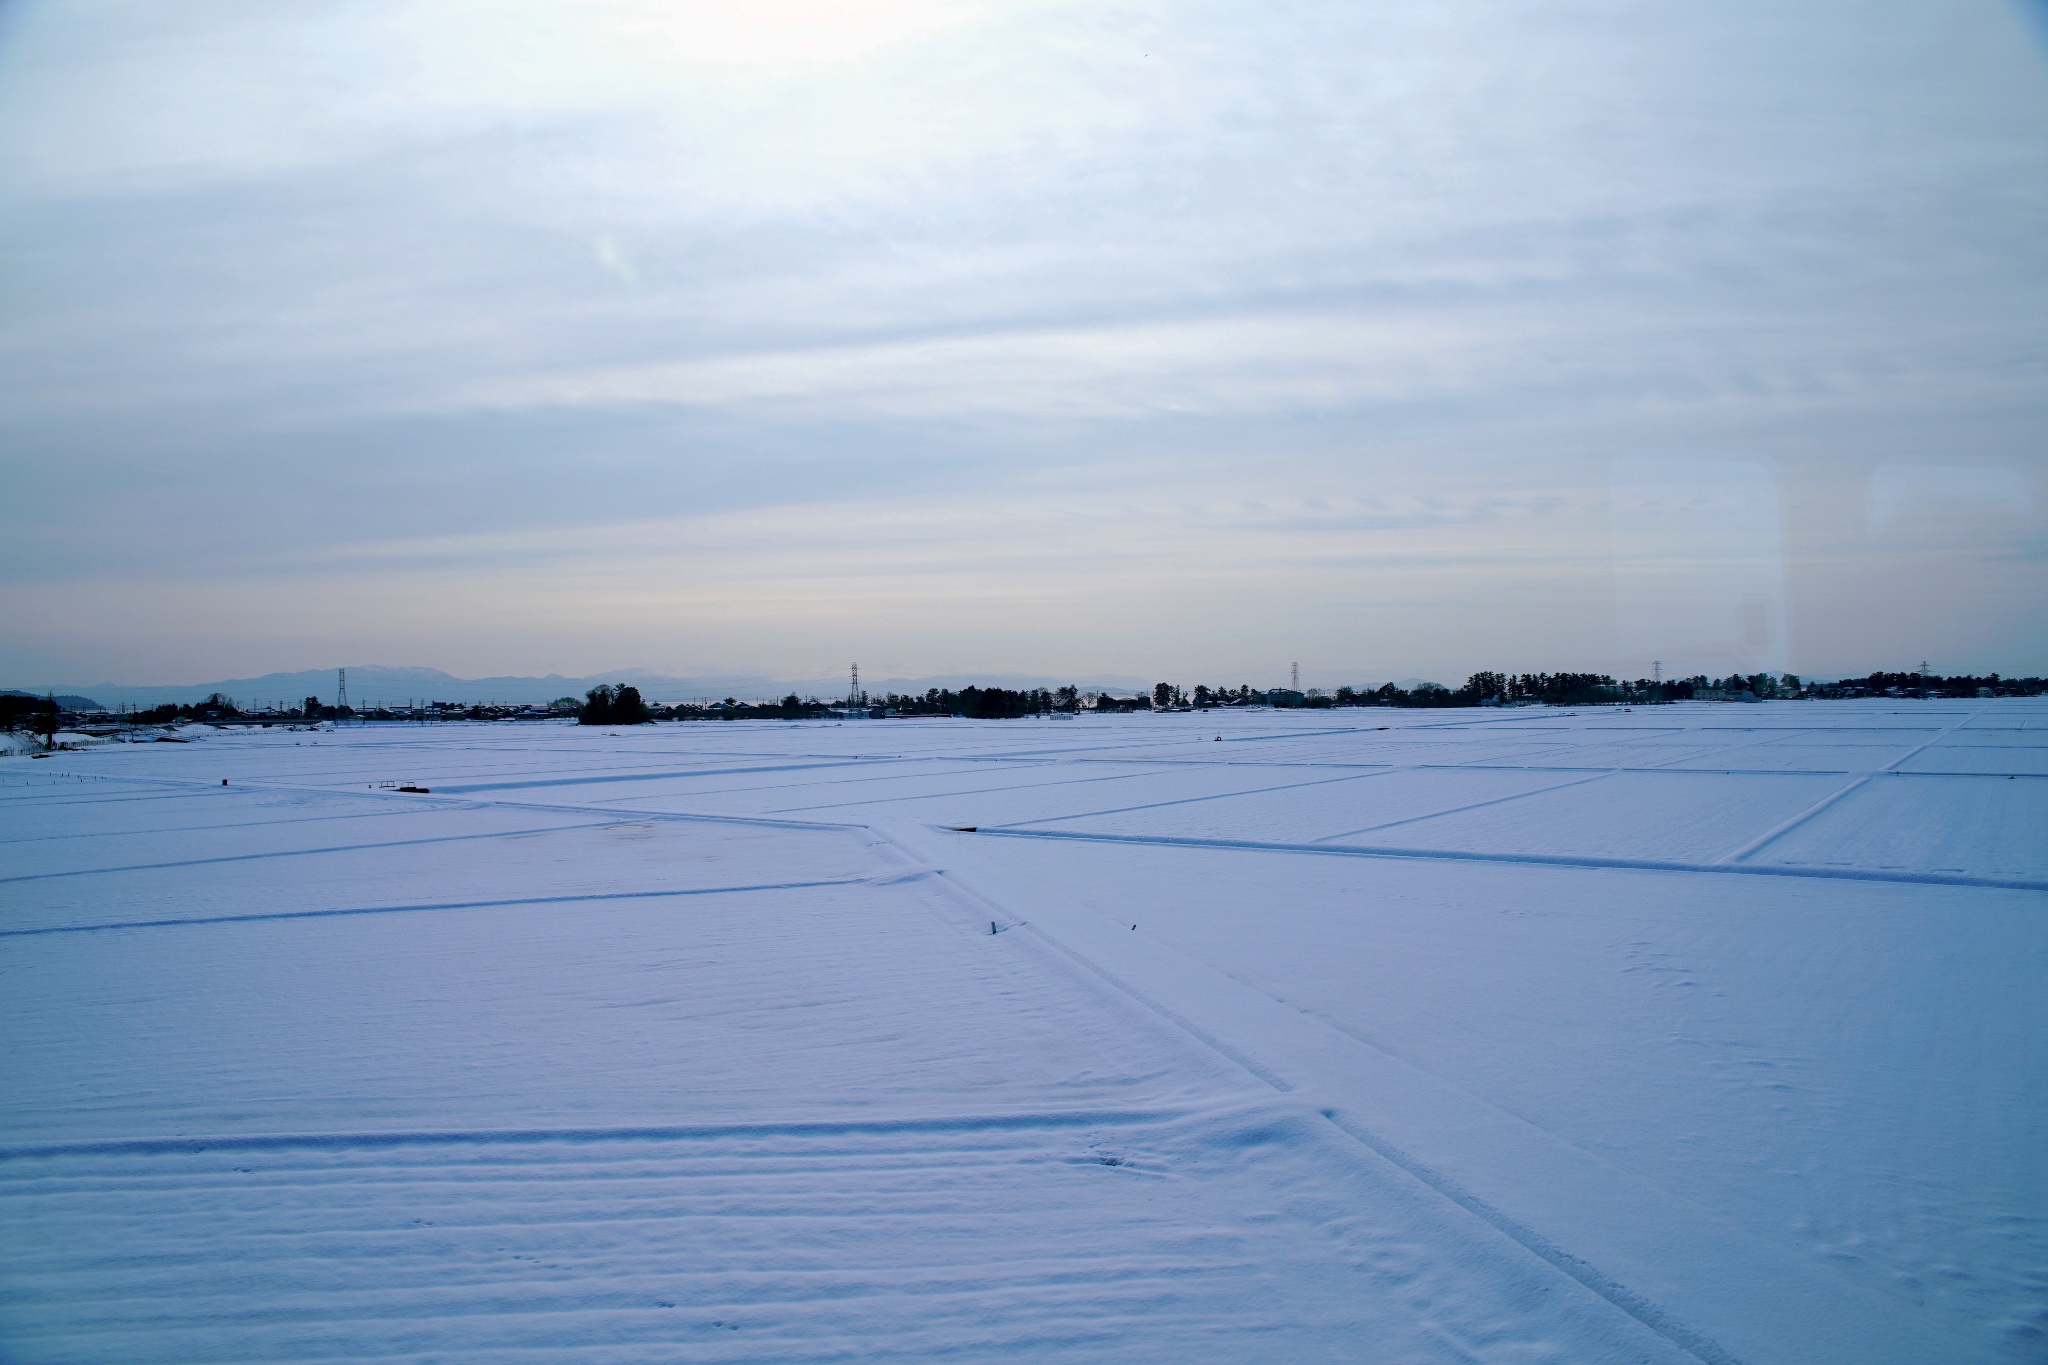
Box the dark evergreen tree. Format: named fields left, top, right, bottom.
left=0, top=694, right=58, bottom=732
left=611, top=686, right=649, bottom=724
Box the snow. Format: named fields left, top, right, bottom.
left=2, top=702, right=2044, bottom=1362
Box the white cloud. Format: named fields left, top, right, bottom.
left=1, top=0, right=2044, bottom=680
left=448, top=312, right=1500, bottom=419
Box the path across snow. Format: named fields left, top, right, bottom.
left=2, top=702, right=2044, bottom=1362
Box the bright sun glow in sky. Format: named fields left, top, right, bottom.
left=1, top=0, right=2045, bottom=688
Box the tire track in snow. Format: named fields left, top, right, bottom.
left=0, top=877, right=874, bottom=938
left=1715, top=706, right=1991, bottom=864
left=1, top=1102, right=1634, bottom=1365
left=992, top=769, right=1392, bottom=830
left=1309, top=770, right=1616, bottom=843
left=1712, top=776, right=1877, bottom=864
left=969, top=826, right=2048, bottom=892
left=0, top=788, right=221, bottom=810
left=431, top=758, right=897, bottom=794
left=0, top=804, right=458, bottom=845
left=1309, top=1106, right=1750, bottom=1365
left=0, top=819, right=619, bottom=885
left=0, top=1108, right=1190, bottom=1161
left=881, top=824, right=1752, bottom=1365
left=9, top=768, right=881, bottom=838
left=758, top=765, right=1160, bottom=815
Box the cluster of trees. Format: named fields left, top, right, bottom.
left=573, top=670, right=2048, bottom=722
left=0, top=693, right=62, bottom=748
left=11, top=668, right=2046, bottom=741
left=1107, top=676, right=1674, bottom=709
left=1093, top=670, right=2048, bottom=709
left=1386, top=673, right=1663, bottom=707
left=376, top=700, right=581, bottom=721
left=1080, top=677, right=1677, bottom=710
left=41, top=694, right=595, bottom=726
left=122, top=693, right=249, bottom=724
left=578, top=685, right=651, bottom=725
left=116, top=694, right=357, bottom=723
left=1426, top=670, right=2046, bottom=704
left=63, top=694, right=375, bottom=723
left=878, top=686, right=1052, bottom=718
left=1688, top=674, right=1779, bottom=699
left=579, top=685, right=1067, bottom=722
left=0, top=693, right=60, bottom=729
left=1804, top=671, right=2045, bottom=700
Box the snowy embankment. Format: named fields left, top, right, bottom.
left=1, top=702, right=2043, bottom=1362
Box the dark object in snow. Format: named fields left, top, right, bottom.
left=579, top=684, right=650, bottom=726
left=398, top=785, right=430, bottom=793
left=221, top=778, right=227, bottom=785
left=155, top=736, right=189, bottom=743
left=951, top=826, right=977, bottom=832
left=991, top=921, right=998, bottom=935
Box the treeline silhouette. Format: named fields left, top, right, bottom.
left=9, top=669, right=2041, bottom=736
left=597, top=686, right=1061, bottom=722
left=562, top=670, right=2046, bottom=721
left=578, top=685, right=650, bottom=725
left=1814, top=671, right=2042, bottom=699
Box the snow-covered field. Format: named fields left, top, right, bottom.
left=3, top=702, right=2044, bottom=1363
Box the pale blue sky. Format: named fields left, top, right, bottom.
left=3, top=0, right=2045, bottom=688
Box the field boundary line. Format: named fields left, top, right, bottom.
left=0, top=819, right=619, bottom=884
left=1312, top=770, right=1616, bottom=843
left=0, top=877, right=874, bottom=938
left=891, top=823, right=1749, bottom=1365
left=0, top=1108, right=1194, bottom=1162
left=972, top=827, right=2048, bottom=891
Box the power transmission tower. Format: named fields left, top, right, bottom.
left=850, top=663, right=861, bottom=708
left=1291, top=661, right=1300, bottom=691
left=1653, top=661, right=1661, bottom=683
left=337, top=668, right=348, bottom=712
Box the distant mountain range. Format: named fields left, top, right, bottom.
left=1, top=689, right=107, bottom=712
left=9, top=667, right=1165, bottom=710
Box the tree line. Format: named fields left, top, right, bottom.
left=576, top=671, right=2048, bottom=722
left=580, top=684, right=1061, bottom=723
left=8, top=669, right=2041, bottom=739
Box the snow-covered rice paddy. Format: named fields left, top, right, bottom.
left=3, top=702, right=2044, bottom=1362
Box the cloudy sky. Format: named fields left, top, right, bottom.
left=3, top=0, right=2045, bottom=688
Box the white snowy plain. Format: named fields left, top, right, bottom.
left=2, top=701, right=2044, bottom=1364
